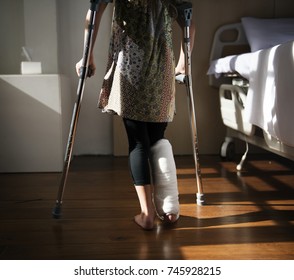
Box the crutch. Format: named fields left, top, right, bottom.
left=176, top=2, right=204, bottom=205
left=52, top=0, right=111, bottom=218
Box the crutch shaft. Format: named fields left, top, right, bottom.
left=52, top=0, right=101, bottom=218
left=184, top=32, right=204, bottom=197
left=53, top=81, right=85, bottom=217
left=180, top=3, right=204, bottom=204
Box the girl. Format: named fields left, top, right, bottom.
left=76, top=0, right=195, bottom=230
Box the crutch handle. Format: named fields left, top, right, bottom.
left=176, top=1, right=193, bottom=27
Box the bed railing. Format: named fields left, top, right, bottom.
left=209, top=23, right=249, bottom=88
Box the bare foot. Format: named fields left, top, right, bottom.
left=134, top=213, right=155, bottom=230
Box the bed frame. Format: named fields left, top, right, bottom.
left=209, top=23, right=294, bottom=170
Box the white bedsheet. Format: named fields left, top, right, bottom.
left=207, top=52, right=252, bottom=79
left=208, top=40, right=294, bottom=147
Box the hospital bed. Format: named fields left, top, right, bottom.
left=207, top=17, right=294, bottom=170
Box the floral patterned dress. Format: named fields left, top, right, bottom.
left=98, top=0, right=184, bottom=122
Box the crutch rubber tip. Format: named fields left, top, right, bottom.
left=236, top=164, right=242, bottom=171
left=52, top=205, right=62, bottom=219
left=196, top=193, right=205, bottom=206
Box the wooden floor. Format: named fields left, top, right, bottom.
left=0, top=154, right=294, bottom=260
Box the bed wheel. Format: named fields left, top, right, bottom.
left=220, top=138, right=235, bottom=160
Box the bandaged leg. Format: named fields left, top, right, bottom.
left=149, top=139, right=179, bottom=221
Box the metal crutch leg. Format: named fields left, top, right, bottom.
left=176, top=2, right=204, bottom=205
left=52, top=0, right=110, bottom=218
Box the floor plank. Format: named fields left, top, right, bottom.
left=0, top=155, right=293, bottom=260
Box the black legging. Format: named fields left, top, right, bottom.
left=123, top=118, right=168, bottom=186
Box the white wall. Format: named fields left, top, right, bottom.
left=0, top=0, right=58, bottom=74
left=23, top=0, right=59, bottom=73
left=0, top=0, right=25, bottom=74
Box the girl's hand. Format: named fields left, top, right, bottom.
left=75, top=57, right=96, bottom=78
